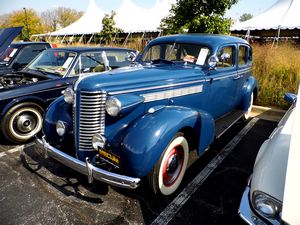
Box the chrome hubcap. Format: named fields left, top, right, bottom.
left=163, top=146, right=184, bottom=186
left=15, top=114, right=37, bottom=133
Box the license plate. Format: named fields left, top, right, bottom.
left=98, top=148, right=120, bottom=167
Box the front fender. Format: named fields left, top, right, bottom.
left=120, top=106, right=214, bottom=178
left=43, top=95, right=73, bottom=143
left=0, top=95, right=47, bottom=118
left=238, top=76, right=258, bottom=111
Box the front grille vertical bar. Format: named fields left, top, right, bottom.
left=77, top=91, right=107, bottom=151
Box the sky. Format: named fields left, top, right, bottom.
left=0, top=0, right=278, bottom=20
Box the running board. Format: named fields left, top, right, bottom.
left=215, top=110, right=245, bottom=139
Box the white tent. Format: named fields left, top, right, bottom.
left=35, top=0, right=175, bottom=38
left=49, top=0, right=106, bottom=36
left=231, top=0, right=300, bottom=37
left=115, top=0, right=175, bottom=32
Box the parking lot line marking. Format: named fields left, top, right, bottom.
left=151, top=118, right=259, bottom=225
left=0, top=152, right=7, bottom=158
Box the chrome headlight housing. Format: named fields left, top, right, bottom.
left=56, top=120, right=66, bottom=136
left=92, top=133, right=107, bottom=150
left=62, top=87, right=75, bottom=104
left=106, top=96, right=121, bottom=116
left=252, top=191, right=282, bottom=219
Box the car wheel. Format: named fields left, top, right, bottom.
left=147, top=133, right=189, bottom=195
left=242, top=92, right=254, bottom=120
left=1, top=102, right=44, bottom=144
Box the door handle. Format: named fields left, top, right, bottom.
left=233, top=75, right=242, bottom=80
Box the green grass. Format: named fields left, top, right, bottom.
left=253, top=43, right=300, bottom=109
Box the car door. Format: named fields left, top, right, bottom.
left=206, top=45, right=238, bottom=118
left=235, top=44, right=252, bottom=106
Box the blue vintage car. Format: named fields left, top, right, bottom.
left=0, top=47, right=134, bottom=143
left=38, top=34, right=258, bottom=195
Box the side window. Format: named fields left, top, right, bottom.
left=238, top=46, right=247, bottom=66
left=70, top=52, right=105, bottom=75
left=15, top=45, right=47, bottom=65
left=142, top=45, right=160, bottom=61
left=217, top=46, right=235, bottom=68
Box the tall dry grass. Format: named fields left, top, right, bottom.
left=253, top=43, right=300, bottom=109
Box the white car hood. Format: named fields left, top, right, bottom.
left=250, top=107, right=295, bottom=202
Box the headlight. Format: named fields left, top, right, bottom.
left=56, top=120, right=66, bottom=136
left=252, top=191, right=282, bottom=219
left=62, top=87, right=74, bottom=104
left=92, top=134, right=107, bottom=150
left=106, top=96, right=121, bottom=116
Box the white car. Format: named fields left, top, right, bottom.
left=238, top=87, right=300, bottom=225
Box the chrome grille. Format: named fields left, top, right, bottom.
left=78, top=91, right=106, bottom=151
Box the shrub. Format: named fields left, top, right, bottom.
left=253, top=43, right=300, bottom=109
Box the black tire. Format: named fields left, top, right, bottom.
left=1, top=102, right=44, bottom=144
left=147, top=132, right=189, bottom=195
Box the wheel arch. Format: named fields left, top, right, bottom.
left=0, top=96, right=47, bottom=118
left=120, top=105, right=215, bottom=178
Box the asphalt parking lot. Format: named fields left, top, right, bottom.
left=0, top=108, right=282, bottom=225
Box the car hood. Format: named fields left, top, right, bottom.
left=250, top=107, right=295, bottom=203
left=0, top=26, right=22, bottom=57
left=76, top=64, right=207, bottom=93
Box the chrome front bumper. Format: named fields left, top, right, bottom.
left=36, top=136, right=140, bottom=189
left=239, top=186, right=275, bottom=225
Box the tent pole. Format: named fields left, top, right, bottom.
left=88, top=34, right=94, bottom=44
left=245, top=29, right=250, bottom=42
left=123, top=32, right=131, bottom=47
left=273, top=26, right=281, bottom=48
left=61, top=35, right=66, bottom=44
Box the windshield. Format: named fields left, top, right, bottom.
left=140, top=42, right=211, bottom=66
left=69, top=50, right=133, bottom=75
left=27, top=50, right=77, bottom=76
left=0, top=46, right=20, bottom=65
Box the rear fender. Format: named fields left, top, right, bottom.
left=120, top=105, right=214, bottom=178
left=238, top=76, right=258, bottom=111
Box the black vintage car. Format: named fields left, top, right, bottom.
left=0, top=47, right=135, bottom=144
left=0, top=26, right=52, bottom=75
left=0, top=42, right=52, bottom=75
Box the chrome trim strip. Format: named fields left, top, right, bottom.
left=108, top=80, right=205, bottom=95
left=36, top=137, right=140, bottom=189
left=141, top=85, right=203, bottom=102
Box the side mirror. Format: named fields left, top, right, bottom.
left=284, top=93, right=297, bottom=104
left=127, top=51, right=137, bottom=62
left=208, top=56, right=219, bottom=69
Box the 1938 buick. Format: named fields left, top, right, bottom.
left=37, top=34, right=258, bottom=195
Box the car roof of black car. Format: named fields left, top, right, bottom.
left=149, top=34, right=249, bottom=48
left=10, top=42, right=50, bottom=46
left=44, top=47, right=134, bottom=53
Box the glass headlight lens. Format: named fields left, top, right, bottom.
left=106, top=96, right=121, bottom=116
left=252, top=191, right=282, bottom=219
left=92, top=134, right=106, bottom=150
left=56, top=120, right=66, bottom=136
left=63, top=87, right=74, bottom=104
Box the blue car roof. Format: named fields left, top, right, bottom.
left=148, top=34, right=249, bottom=48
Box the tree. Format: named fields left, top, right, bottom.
left=99, top=11, right=122, bottom=44
left=160, top=0, right=239, bottom=34
left=239, top=13, right=253, bottom=22
left=41, top=7, right=83, bottom=33
left=0, top=9, right=44, bottom=40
